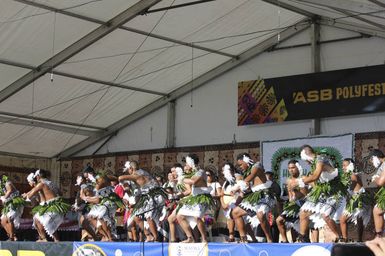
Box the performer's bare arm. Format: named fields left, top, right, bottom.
left=3, top=183, right=13, bottom=199
left=183, top=175, right=202, bottom=185
left=302, top=162, right=323, bottom=184
left=181, top=183, right=191, bottom=196
left=375, top=168, right=385, bottom=186
left=119, top=174, right=139, bottom=182
left=244, top=166, right=257, bottom=183
left=80, top=194, right=100, bottom=204
left=287, top=179, right=295, bottom=200
left=22, top=183, right=44, bottom=199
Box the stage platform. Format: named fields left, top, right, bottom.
left=0, top=241, right=340, bottom=256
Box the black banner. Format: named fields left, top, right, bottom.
left=238, top=64, right=385, bottom=125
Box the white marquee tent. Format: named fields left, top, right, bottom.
left=0, top=0, right=384, bottom=158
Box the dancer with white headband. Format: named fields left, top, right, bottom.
left=0, top=174, right=25, bottom=241
left=339, top=158, right=371, bottom=242
left=176, top=154, right=215, bottom=243
left=371, top=149, right=385, bottom=238
left=220, top=162, right=240, bottom=242
left=231, top=153, right=276, bottom=243
left=276, top=159, right=308, bottom=243
left=22, top=169, right=70, bottom=242
left=119, top=160, right=167, bottom=242
left=296, top=145, right=347, bottom=242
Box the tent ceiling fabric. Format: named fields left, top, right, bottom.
left=0, top=123, right=87, bottom=158
left=0, top=0, right=383, bottom=158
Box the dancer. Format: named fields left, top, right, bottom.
left=22, top=169, right=70, bottom=242
left=0, top=174, right=25, bottom=241
left=340, top=158, right=371, bottom=242
left=371, top=149, right=385, bottom=238
left=297, top=145, right=347, bottom=242
left=119, top=161, right=167, bottom=242
left=231, top=153, right=276, bottom=243
left=176, top=154, right=215, bottom=243
left=82, top=174, right=123, bottom=241
left=276, top=160, right=307, bottom=243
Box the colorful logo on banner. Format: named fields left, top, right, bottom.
left=72, top=244, right=106, bottom=256
left=238, top=64, right=385, bottom=126
left=168, top=243, right=208, bottom=256
left=73, top=242, right=166, bottom=256
left=238, top=79, right=288, bottom=125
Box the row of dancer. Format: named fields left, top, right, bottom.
left=0, top=146, right=384, bottom=242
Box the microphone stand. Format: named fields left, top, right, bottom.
left=136, top=204, right=165, bottom=256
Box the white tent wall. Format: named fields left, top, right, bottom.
left=76, top=105, right=168, bottom=156
left=175, top=26, right=385, bottom=147
left=74, top=24, right=385, bottom=156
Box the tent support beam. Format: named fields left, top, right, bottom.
left=58, top=19, right=311, bottom=158
left=0, top=59, right=167, bottom=96
left=14, top=0, right=237, bottom=59
left=145, top=0, right=216, bottom=14
left=310, top=18, right=321, bottom=136
left=0, top=0, right=163, bottom=103
left=0, top=115, right=100, bottom=137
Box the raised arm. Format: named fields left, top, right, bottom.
left=118, top=174, right=139, bottom=182
left=183, top=174, right=202, bottom=185
left=22, top=183, right=44, bottom=199
left=301, top=162, right=324, bottom=184
left=3, top=182, right=14, bottom=199
left=375, top=168, right=385, bottom=187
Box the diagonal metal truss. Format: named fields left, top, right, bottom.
left=13, top=0, right=237, bottom=59
left=0, top=58, right=167, bottom=96
left=263, top=0, right=385, bottom=38
left=296, top=0, right=385, bottom=30
left=58, top=19, right=311, bottom=158
left=0, top=113, right=101, bottom=137
left=368, top=0, right=385, bottom=9
left=261, top=0, right=316, bottom=18
left=0, top=0, right=163, bottom=104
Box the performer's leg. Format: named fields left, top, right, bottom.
left=1, top=217, right=11, bottom=239
left=176, top=214, right=194, bottom=242
left=256, top=211, right=272, bottom=243
left=8, top=220, right=16, bottom=241
left=298, top=210, right=312, bottom=241
left=276, top=216, right=288, bottom=242
left=99, top=220, right=112, bottom=242
left=52, top=231, right=60, bottom=242
left=373, top=206, right=384, bottom=237
left=245, top=223, right=257, bottom=242
left=357, top=217, right=364, bottom=242
left=339, top=214, right=349, bottom=240
left=310, top=228, right=319, bottom=242
left=321, top=213, right=342, bottom=239
left=168, top=209, right=177, bottom=242
left=227, top=219, right=235, bottom=242
left=34, top=219, right=47, bottom=241
left=196, top=217, right=208, bottom=242
left=146, top=218, right=158, bottom=241
left=291, top=229, right=298, bottom=243
left=80, top=216, right=98, bottom=240
left=231, top=207, right=247, bottom=241
left=131, top=222, right=138, bottom=241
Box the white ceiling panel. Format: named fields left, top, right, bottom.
left=0, top=64, right=29, bottom=91
left=0, top=0, right=97, bottom=66
left=0, top=73, right=160, bottom=127
left=0, top=123, right=87, bottom=157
